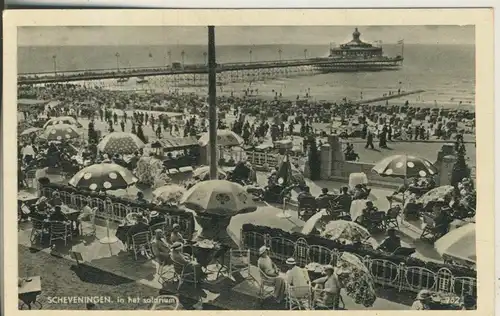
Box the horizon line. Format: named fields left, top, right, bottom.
left=18, top=42, right=475, bottom=47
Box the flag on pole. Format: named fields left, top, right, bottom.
left=397, top=39, right=404, bottom=44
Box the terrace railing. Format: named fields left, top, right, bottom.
left=241, top=230, right=477, bottom=297
left=40, top=185, right=195, bottom=237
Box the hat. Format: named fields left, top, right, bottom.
left=173, top=223, right=180, bottom=229
left=285, top=258, right=296, bottom=265
left=171, top=242, right=183, bottom=250
left=258, top=246, right=268, bottom=256
left=150, top=211, right=159, bottom=218
left=416, top=290, right=432, bottom=300
left=323, top=265, right=334, bottom=272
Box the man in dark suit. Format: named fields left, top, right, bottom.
left=49, top=206, right=68, bottom=222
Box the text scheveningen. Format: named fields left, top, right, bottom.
left=47, top=296, right=113, bottom=304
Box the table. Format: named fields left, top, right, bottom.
left=192, top=241, right=230, bottom=279
left=18, top=191, right=38, bottom=204
left=18, top=276, right=42, bottom=310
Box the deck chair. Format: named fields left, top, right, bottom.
left=49, top=221, right=72, bottom=246
left=80, top=207, right=97, bottom=237
left=130, top=232, right=152, bottom=260
left=258, top=267, right=278, bottom=301
left=298, top=196, right=318, bottom=221
left=30, top=219, right=48, bottom=244
left=420, top=214, right=445, bottom=242
left=172, top=259, right=198, bottom=291
left=385, top=205, right=402, bottom=230
left=229, top=249, right=253, bottom=280
left=286, top=285, right=313, bottom=310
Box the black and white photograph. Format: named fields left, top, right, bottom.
left=4, top=10, right=494, bottom=312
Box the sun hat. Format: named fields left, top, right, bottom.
left=259, top=246, right=268, bottom=256
left=416, top=289, right=432, bottom=300
left=323, top=265, right=335, bottom=272
left=285, top=258, right=296, bottom=265
left=171, top=242, right=183, bottom=250
left=173, top=223, right=180, bottom=229
left=150, top=211, right=159, bottom=218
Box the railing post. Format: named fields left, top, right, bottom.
left=398, top=262, right=406, bottom=292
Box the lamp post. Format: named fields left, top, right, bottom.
left=208, top=26, right=218, bottom=180
left=181, top=50, right=185, bottom=68
left=115, top=52, right=120, bottom=71
left=278, top=48, right=282, bottom=62
left=304, top=48, right=308, bottom=59
left=249, top=49, right=253, bottom=62
left=167, top=50, right=172, bottom=67
left=52, top=55, right=57, bottom=76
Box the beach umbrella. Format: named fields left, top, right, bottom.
left=372, top=154, right=438, bottom=179
left=336, top=252, right=377, bottom=307
left=68, top=163, right=138, bottom=191
left=20, top=127, right=41, bottom=136
left=418, top=185, right=455, bottom=208
left=192, top=165, right=227, bottom=180
left=97, top=132, right=145, bottom=155
left=434, top=223, right=476, bottom=264
left=153, top=184, right=186, bottom=204
left=39, top=124, right=80, bottom=142
left=43, top=116, right=81, bottom=128
left=180, top=180, right=257, bottom=216
left=198, top=129, right=244, bottom=147
left=301, top=210, right=330, bottom=235
left=321, top=220, right=371, bottom=241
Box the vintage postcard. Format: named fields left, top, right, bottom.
left=2, top=9, right=494, bottom=314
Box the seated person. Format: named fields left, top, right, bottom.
left=426, top=176, right=436, bottom=190
left=78, top=200, right=94, bottom=221
left=285, top=257, right=311, bottom=299
left=151, top=229, right=172, bottom=264
left=434, top=207, right=452, bottom=236
left=356, top=201, right=378, bottom=225
left=376, top=228, right=401, bottom=253
left=352, top=184, right=366, bottom=200
left=335, top=186, right=352, bottom=213
left=170, top=242, right=205, bottom=283
left=49, top=205, right=69, bottom=222
left=170, top=223, right=185, bottom=244
left=149, top=211, right=165, bottom=226
left=411, top=289, right=432, bottom=310
left=135, top=191, right=148, bottom=204
left=257, top=246, right=286, bottom=302
left=312, top=265, right=342, bottom=309
left=126, top=215, right=150, bottom=243
left=297, top=186, right=313, bottom=202
left=318, top=188, right=331, bottom=198
left=51, top=191, right=63, bottom=207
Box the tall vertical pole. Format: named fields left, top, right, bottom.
left=208, top=26, right=218, bottom=180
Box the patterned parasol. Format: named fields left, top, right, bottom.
left=321, top=220, right=371, bottom=241
left=180, top=180, right=257, bottom=216
left=153, top=184, right=186, bottom=204
left=192, top=166, right=227, bottom=180
left=43, top=116, right=81, bottom=128
left=68, top=163, right=138, bottom=191
left=418, top=185, right=455, bottom=207
left=97, top=132, right=145, bottom=155
left=39, top=124, right=80, bottom=142
left=336, top=252, right=377, bottom=307
left=198, top=129, right=244, bottom=147
left=372, top=154, right=438, bottom=179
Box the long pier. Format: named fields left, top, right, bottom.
left=18, top=57, right=403, bottom=85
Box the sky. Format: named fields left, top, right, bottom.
left=18, top=25, right=475, bottom=46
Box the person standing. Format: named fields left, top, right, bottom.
left=120, top=120, right=125, bottom=132
left=365, top=131, right=375, bottom=149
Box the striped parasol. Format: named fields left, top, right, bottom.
left=97, top=132, right=145, bottom=155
